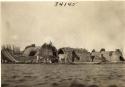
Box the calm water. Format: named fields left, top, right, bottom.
left=1, top=64, right=125, bottom=87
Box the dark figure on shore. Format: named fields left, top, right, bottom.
left=91, top=56, right=95, bottom=62
left=91, top=49, right=96, bottom=62
left=51, top=57, right=58, bottom=63
left=101, top=54, right=107, bottom=62
left=72, top=50, right=80, bottom=62
left=119, top=56, right=125, bottom=61
left=116, top=49, right=125, bottom=61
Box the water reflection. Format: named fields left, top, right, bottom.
left=1, top=64, right=125, bottom=87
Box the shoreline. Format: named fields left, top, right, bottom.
left=1, top=61, right=125, bottom=65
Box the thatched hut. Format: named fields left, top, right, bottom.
left=58, top=47, right=90, bottom=63
left=58, top=47, right=74, bottom=63
left=73, top=48, right=91, bottom=62
left=23, top=44, right=40, bottom=57
left=91, top=49, right=125, bottom=62
left=91, top=51, right=110, bottom=62
left=21, top=44, right=40, bottom=63
left=110, top=49, right=124, bottom=62
left=39, top=42, right=58, bottom=63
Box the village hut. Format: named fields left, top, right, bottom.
left=91, top=49, right=125, bottom=62
left=39, top=42, right=58, bottom=63
left=90, top=48, right=110, bottom=62
left=100, top=49, right=124, bottom=62
left=58, top=47, right=74, bottom=63
left=23, top=44, right=40, bottom=57
left=91, top=51, right=102, bottom=62
left=22, top=44, right=41, bottom=63
left=74, top=48, right=91, bottom=62
left=58, top=47, right=90, bottom=63
left=110, top=49, right=124, bottom=62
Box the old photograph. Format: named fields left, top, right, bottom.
left=1, top=1, right=125, bottom=87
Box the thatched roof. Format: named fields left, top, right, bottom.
left=91, top=50, right=125, bottom=62
left=24, top=44, right=35, bottom=50
left=23, top=44, right=40, bottom=56
left=39, top=42, right=57, bottom=57
left=41, top=43, right=57, bottom=52
left=58, top=47, right=91, bottom=62
left=58, top=47, right=73, bottom=54
left=58, top=47, right=89, bottom=54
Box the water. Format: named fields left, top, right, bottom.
left=1, top=64, right=125, bottom=87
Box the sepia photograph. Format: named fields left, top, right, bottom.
left=1, top=1, right=125, bottom=87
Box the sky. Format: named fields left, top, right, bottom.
left=1, top=1, right=125, bottom=53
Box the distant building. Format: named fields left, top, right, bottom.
left=23, top=44, right=40, bottom=57
left=74, top=48, right=91, bottom=62
left=39, top=42, right=58, bottom=63
left=58, top=47, right=74, bottom=63
left=58, top=47, right=91, bottom=63
left=110, top=49, right=124, bottom=62
left=91, top=49, right=125, bottom=62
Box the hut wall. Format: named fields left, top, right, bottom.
left=23, top=46, right=40, bottom=57
left=110, top=52, right=121, bottom=62
left=75, top=52, right=91, bottom=62
left=58, top=48, right=72, bottom=63
left=65, top=51, right=73, bottom=63
left=91, top=52, right=102, bottom=62
left=39, top=43, right=58, bottom=63
left=91, top=51, right=124, bottom=62
left=91, top=52, right=111, bottom=62
left=58, top=48, right=92, bottom=63
left=102, top=51, right=111, bottom=61
left=40, top=48, right=53, bottom=57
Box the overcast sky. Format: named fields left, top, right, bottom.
left=1, top=2, right=125, bottom=52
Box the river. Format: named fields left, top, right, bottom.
left=1, top=64, right=125, bottom=87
